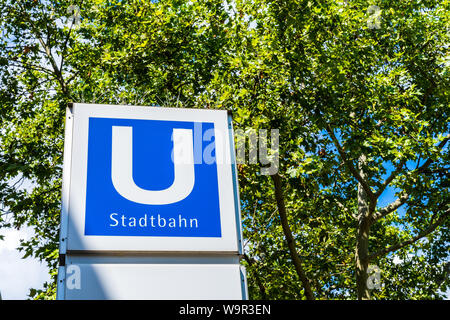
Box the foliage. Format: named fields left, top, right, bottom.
left=0, top=0, right=448, bottom=299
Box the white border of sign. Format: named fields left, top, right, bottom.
left=60, top=103, right=242, bottom=254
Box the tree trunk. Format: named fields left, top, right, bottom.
left=355, top=154, right=371, bottom=300
left=355, top=215, right=371, bottom=299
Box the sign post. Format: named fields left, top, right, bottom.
left=56, top=103, right=246, bottom=299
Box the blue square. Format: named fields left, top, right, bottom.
left=84, top=117, right=222, bottom=237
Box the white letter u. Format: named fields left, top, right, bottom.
left=111, top=126, right=195, bottom=205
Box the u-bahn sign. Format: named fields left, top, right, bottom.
left=59, top=103, right=243, bottom=254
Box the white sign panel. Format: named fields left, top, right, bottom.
left=62, top=262, right=247, bottom=300
left=60, top=103, right=242, bottom=253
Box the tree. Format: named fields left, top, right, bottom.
left=0, top=0, right=448, bottom=300
left=236, top=0, right=449, bottom=299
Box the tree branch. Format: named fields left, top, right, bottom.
left=369, top=208, right=450, bottom=261
left=243, top=254, right=267, bottom=299
left=59, top=0, right=84, bottom=74
left=415, top=134, right=450, bottom=173
left=326, top=125, right=375, bottom=203
left=335, top=198, right=358, bottom=220
left=271, top=173, right=315, bottom=300
left=372, top=192, right=409, bottom=221
left=18, top=2, right=70, bottom=97
left=7, top=60, right=55, bottom=77
left=37, top=36, right=68, bottom=95
left=374, top=159, right=406, bottom=199
left=372, top=134, right=449, bottom=222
